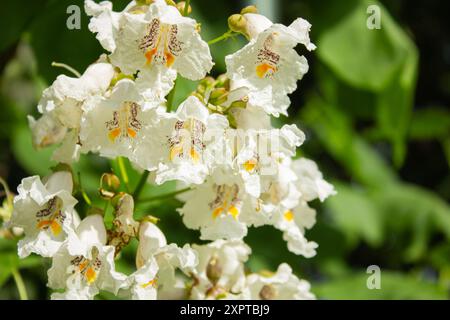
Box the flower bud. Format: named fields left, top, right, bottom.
left=215, top=74, right=230, bottom=89
left=240, top=5, right=258, bottom=14
left=228, top=14, right=247, bottom=34
left=206, top=256, right=222, bottom=285
left=209, top=87, right=228, bottom=102
left=101, top=173, right=121, bottom=192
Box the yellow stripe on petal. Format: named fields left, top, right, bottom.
left=228, top=206, right=239, bottom=219
left=243, top=160, right=257, bottom=172
left=212, top=207, right=224, bottom=219
left=165, top=51, right=175, bottom=67
left=145, top=48, right=157, bottom=65
left=37, top=220, right=52, bottom=230
left=190, top=147, right=200, bottom=164
left=108, top=128, right=122, bottom=142
left=284, top=210, right=294, bottom=221
left=85, top=267, right=97, bottom=284
left=141, top=279, right=157, bottom=288
left=256, top=63, right=277, bottom=78
left=127, top=128, right=137, bottom=139
left=169, top=145, right=183, bottom=161
left=50, top=220, right=62, bottom=236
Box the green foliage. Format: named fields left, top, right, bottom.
left=0, top=0, right=448, bottom=300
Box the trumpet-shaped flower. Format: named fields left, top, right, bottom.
left=30, top=61, right=115, bottom=163
left=9, top=171, right=78, bottom=258
left=135, top=96, right=230, bottom=185
left=292, top=158, right=336, bottom=202
left=178, top=168, right=259, bottom=241
left=189, top=240, right=250, bottom=300
left=105, top=0, right=212, bottom=84
left=48, top=215, right=127, bottom=299
left=125, top=222, right=197, bottom=300
left=80, top=79, right=161, bottom=161
left=242, top=263, right=315, bottom=300
left=226, top=17, right=315, bottom=116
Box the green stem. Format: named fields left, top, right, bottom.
left=77, top=172, right=92, bottom=206
left=207, top=30, right=236, bottom=45
left=0, top=176, right=13, bottom=207
left=139, top=187, right=191, bottom=203
left=117, top=157, right=131, bottom=193
left=183, top=0, right=190, bottom=16
left=51, top=62, right=81, bottom=78
left=12, top=269, right=28, bottom=300
left=133, top=170, right=150, bottom=201
left=166, top=78, right=178, bottom=112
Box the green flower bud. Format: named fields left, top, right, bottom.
left=228, top=14, right=247, bottom=34
left=240, top=5, right=258, bottom=14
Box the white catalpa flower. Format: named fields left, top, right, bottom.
left=234, top=124, right=305, bottom=197
left=189, top=240, right=250, bottom=300
left=9, top=171, right=77, bottom=258
left=253, top=157, right=318, bottom=258
left=225, top=17, right=315, bottom=116
left=135, top=95, right=230, bottom=185
left=178, top=167, right=262, bottom=241
left=108, top=0, right=213, bottom=84
left=84, top=0, right=134, bottom=52
left=271, top=201, right=318, bottom=258
left=125, top=221, right=197, bottom=300
left=292, top=158, right=336, bottom=202
left=242, top=263, right=315, bottom=300
left=30, top=61, right=115, bottom=163
left=80, top=79, right=161, bottom=161
left=48, top=214, right=127, bottom=300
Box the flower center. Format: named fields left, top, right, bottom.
left=139, top=18, right=183, bottom=67
left=209, top=184, right=241, bottom=219
left=106, top=101, right=142, bottom=142
left=168, top=119, right=206, bottom=164
left=256, top=34, right=280, bottom=78
left=36, top=196, right=65, bottom=237
left=70, top=247, right=102, bottom=285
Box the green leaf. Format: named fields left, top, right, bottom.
left=313, top=271, right=447, bottom=299
left=373, top=183, right=450, bottom=261
left=326, top=183, right=383, bottom=247
left=317, top=0, right=411, bottom=92
left=300, top=96, right=397, bottom=188
left=409, top=107, right=450, bottom=140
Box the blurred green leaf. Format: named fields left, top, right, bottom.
left=300, top=96, right=397, bottom=188
left=326, top=183, right=383, bottom=247
left=409, top=107, right=450, bottom=140
left=314, top=271, right=447, bottom=299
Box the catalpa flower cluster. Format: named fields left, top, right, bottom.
left=7, top=0, right=335, bottom=300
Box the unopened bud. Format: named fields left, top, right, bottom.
left=240, top=5, right=258, bottom=15
left=215, top=74, right=230, bottom=89
left=101, top=173, right=120, bottom=191
left=228, top=14, right=247, bottom=34
left=209, top=87, right=228, bottom=100
left=206, top=256, right=222, bottom=284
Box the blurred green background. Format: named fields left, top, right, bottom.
left=1, top=0, right=449, bottom=299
